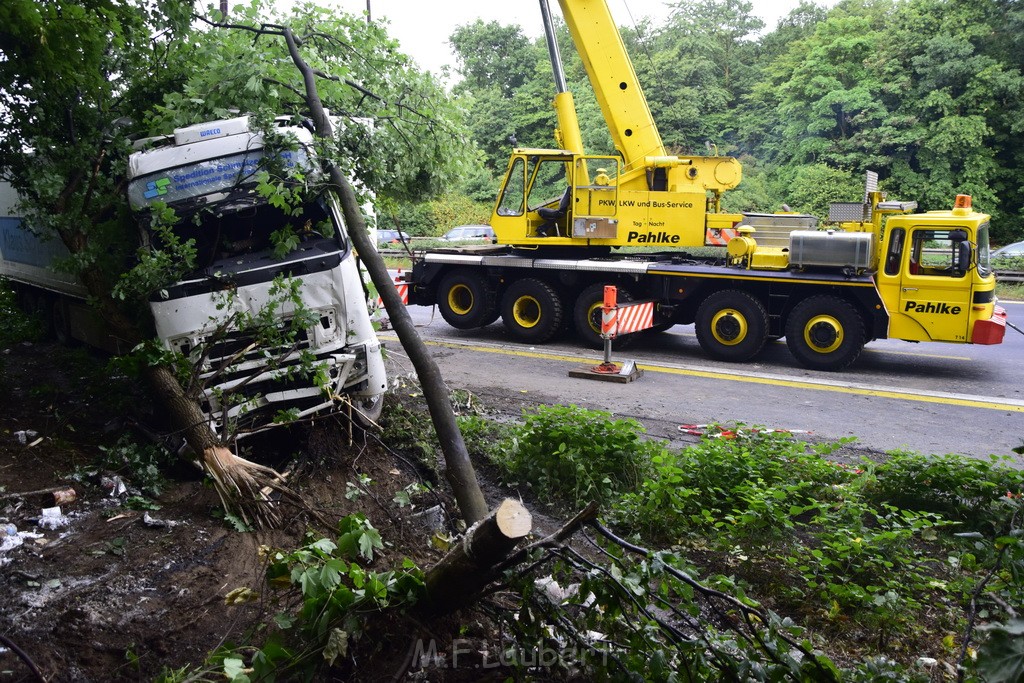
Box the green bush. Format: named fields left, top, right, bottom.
left=864, top=451, right=1024, bottom=530
left=493, top=404, right=660, bottom=506
left=615, top=429, right=849, bottom=543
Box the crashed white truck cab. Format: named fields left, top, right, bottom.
left=127, top=116, right=386, bottom=436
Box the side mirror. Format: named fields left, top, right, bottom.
left=956, top=241, right=973, bottom=274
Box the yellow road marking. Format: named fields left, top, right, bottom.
left=405, top=337, right=1023, bottom=413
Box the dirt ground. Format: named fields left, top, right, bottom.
left=0, top=340, right=466, bottom=682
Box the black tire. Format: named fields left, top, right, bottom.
left=572, top=283, right=635, bottom=349
left=694, top=289, right=769, bottom=362
left=436, top=269, right=496, bottom=330
left=501, top=278, right=564, bottom=343
left=785, top=295, right=865, bottom=371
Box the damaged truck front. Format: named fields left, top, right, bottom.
left=127, top=116, right=386, bottom=438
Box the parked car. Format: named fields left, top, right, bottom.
left=992, top=240, right=1024, bottom=261
left=377, top=229, right=410, bottom=247
left=440, top=225, right=496, bottom=242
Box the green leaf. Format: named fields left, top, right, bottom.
left=273, top=612, right=296, bottom=630
left=222, top=656, right=250, bottom=683
left=358, top=528, right=383, bottom=561
left=323, top=628, right=349, bottom=666
left=977, top=620, right=1024, bottom=683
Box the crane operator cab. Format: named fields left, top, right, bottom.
left=491, top=150, right=621, bottom=245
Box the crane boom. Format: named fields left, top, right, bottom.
left=553, top=0, right=665, bottom=171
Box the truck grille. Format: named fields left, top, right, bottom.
left=203, top=324, right=312, bottom=371
left=191, top=322, right=340, bottom=436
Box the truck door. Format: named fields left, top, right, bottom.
left=883, top=227, right=972, bottom=342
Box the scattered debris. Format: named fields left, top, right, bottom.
left=410, top=504, right=445, bottom=532
left=13, top=429, right=38, bottom=445
left=0, top=523, right=44, bottom=567
left=0, top=484, right=77, bottom=503
left=678, top=424, right=813, bottom=439
left=52, top=487, right=77, bottom=506
left=142, top=512, right=180, bottom=529
left=37, top=506, right=70, bottom=530
left=100, top=475, right=128, bottom=497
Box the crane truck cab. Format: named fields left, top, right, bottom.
left=127, top=115, right=386, bottom=437
left=874, top=194, right=1003, bottom=346
left=491, top=149, right=745, bottom=248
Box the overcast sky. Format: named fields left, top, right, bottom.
left=310, top=0, right=823, bottom=76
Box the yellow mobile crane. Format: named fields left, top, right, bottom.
left=407, top=0, right=1008, bottom=370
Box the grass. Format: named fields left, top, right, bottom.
left=996, top=280, right=1024, bottom=301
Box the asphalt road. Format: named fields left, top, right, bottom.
left=380, top=300, right=1024, bottom=461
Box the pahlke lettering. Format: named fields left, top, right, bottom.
left=904, top=301, right=962, bottom=315
left=627, top=230, right=680, bottom=244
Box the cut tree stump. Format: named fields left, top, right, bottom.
left=422, top=498, right=532, bottom=613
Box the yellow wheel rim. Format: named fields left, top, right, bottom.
left=586, top=300, right=603, bottom=334
left=710, top=308, right=747, bottom=346
left=803, top=315, right=843, bottom=354
left=513, top=295, right=542, bottom=328
left=447, top=284, right=474, bottom=316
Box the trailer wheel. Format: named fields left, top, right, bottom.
left=572, top=283, right=635, bottom=349
left=785, top=295, right=865, bottom=371
left=501, top=278, right=564, bottom=343
left=437, top=269, right=496, bottom=329
left=695, top=290, right=768, bottom=362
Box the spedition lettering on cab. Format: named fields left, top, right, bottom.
left=627, top=231, right=681, bottom=244
left=402, top=0, right=1008, bottom=371
left=904, top=301, right=962, bottom=315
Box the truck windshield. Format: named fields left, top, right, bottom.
left=145, top=192, right=340, bottom=271
left=976, top=223, right=991, bottom=277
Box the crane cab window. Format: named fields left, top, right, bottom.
left=909, top=229, right=970, bottom=277
left=496, top=158, right=526, bottom=216
left=527, top=159, right=570, bottom=211
left=884, top=228, right=905, bottom=276
left=975, top=222, right=991, bottom=277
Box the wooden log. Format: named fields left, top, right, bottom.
left=421, top=498, right=532, bottom=613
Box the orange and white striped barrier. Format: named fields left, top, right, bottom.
left=601, top=285, right=618, bottom=339
left=574, top=285, right=646, bottom=382
left=601, top=286, right=654, bottom=339
left=705, top=227, right=739, bottom=246
left=377, top=269, right=408, bottom=307
left=616, top=300, right=654, bottom=335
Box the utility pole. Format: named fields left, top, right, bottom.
left=365, top=0, right=371, bottom=22
left=220, top=0, right=228, bottom=16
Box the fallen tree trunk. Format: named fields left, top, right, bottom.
left=143, top=363, right=295, bottom=528
left=276, top=23, right=489, bottom=525
left=421, top=498, right=532, bottom=614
